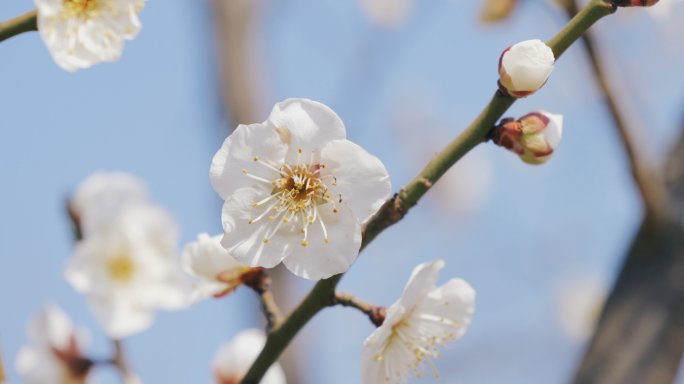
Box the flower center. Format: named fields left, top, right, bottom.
left=60, top=0, right=102, bottom=20
left=243, top=149, right=339, bottom=247
left=106, top=253, right=135, bottom=282
left=57, top=0, right=144, bottom=21
left=374, top=314, right=462, bottom=382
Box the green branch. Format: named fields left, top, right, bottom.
left=0, top=9, right=38, bottom=43
left=241, top=0, right=613, bottom=382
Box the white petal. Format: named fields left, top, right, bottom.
left=360, top=324, right=395, bottom=384
left=27, top=305, right=75, bottom=350
left=320, top=139, right=391, bottom=224
left=181, top=233, right=244, bottom=281
left=282, top=203, right=362, bottom=280
left=220, top=188, right=297, bottom=268
left=72, top=171, right=149, bottom=238
left=502, top=40, right=554, bottom=92
left=414, top=277, right=476, bottom=339
left=399, top=258, right=445, bottom=310
left=89, top=294, right=155, bottom=339
left=210, top=123, right=286, bottom=200
left=540, top=111, right=563, bottom=151
left=213, top=329, right=285, bottom=384
left=265, top=99, right=346, bottom=164
left=15, top=347, right=64, bottom=384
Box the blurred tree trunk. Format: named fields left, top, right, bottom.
left=561, top=0, right=684, bottom=381
left=571, top=85, right=684, bottom=384
left=210, top=1, right=304, bottom=382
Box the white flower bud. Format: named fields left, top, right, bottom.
left=490, top=111, right=563, bottom=165
left=498, top=39, right=555, bottom=98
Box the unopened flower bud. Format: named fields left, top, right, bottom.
left=490, top=111, right=563, bottom=165
left=498, top=39, right=555, bottom=98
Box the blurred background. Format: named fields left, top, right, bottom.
left=2, top=0, right=684, bottom=383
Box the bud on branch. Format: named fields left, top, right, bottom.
left=489, top=111, right=563, bottom=165
left=498, top=40, right=555, bottom=98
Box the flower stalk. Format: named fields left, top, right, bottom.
left=332, top=292, right=387, bottom=327
left=239, top=0, right=614, bottom=382
left=240, top=268, right=285, bottom=332
left=0, top=9, right=37, bottom=43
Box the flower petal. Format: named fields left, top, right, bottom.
left=220, top=188, right=297, bottom=268
left=265, top=99, right=346, bottom=164
left=211, top=123, right=287, bottom=200
left=321, top=139, right=391, bottom=224
left=181, top=233, right=244, bottom=281
left=399, top=258, right=445, bottom=310
left=415, top=278, right=476, bottom=340
left=360, top=324, right=395, bottom=384
left=89, top=294, right=156, bottom=339
left=282, top=203, right=361, bottom=280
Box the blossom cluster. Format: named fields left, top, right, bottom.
left=65, top=172, right=189, bottom=339
left=9, top=0, right=591, bottom=375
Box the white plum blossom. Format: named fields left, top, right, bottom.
left=181, top=233, right=250, bottom=304
left=64, top=202, right=189, bottom=339
left=361, top=259, right=475, bottom=384
left=15, top=305, right=95, bottom=384
left=71, top=171, right=149, bottom=238
left=498, top=39, right=555, bottom=98
left=211, top=98, right=391, bottom=280
left=212, top=329, right=286, bottom=384
left=34, top=0, right=147, bottom=72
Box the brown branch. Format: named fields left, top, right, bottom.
left=111, top=340, right=135, bottom=383
left=0, top=9, right=37, bottom=43
left=240, top=2, right=615, bottom=381
left=333, top=292, right=387, bottom=327
left=241, top=268, right=285, bottom=332
left=561, top=0, right=669, bottom=222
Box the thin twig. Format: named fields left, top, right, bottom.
left=239, top=1, right=613, bottom=382
left=561, top=0, right=670, bottom=221
left=333, top=292, right=386, bottom=327
left=111, top=339, right=134, bottom=382
left=240, top=268, right=285, bottom=332
left=0, top=9, right=38, bottom=43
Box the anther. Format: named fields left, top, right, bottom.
left=298, top=148, right=303, bottom=153
left=269, top=216, right=274, bottom=221
left=272, top=180, right=277, bottom=185
left=301, top=240, right=308, bottom=246
left=333, top=209, right=338, bottom=213
left=283, top=218, right=289, bottom=223
left=254, top=156, right=259, bottom=161
left=263, top=239, right=269, bottom=243
left=325, top=239, right=330, bottom=243
left=242, top=169, right=248, bottom=174
left=301, top=228, right=306, bottom=233
left=248, top=221, right=253, bottom=225
left=253, top=203, right=258, bottom=207
left=322, top=164, right=326, bottom=169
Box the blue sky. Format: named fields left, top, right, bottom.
left=1, top=0, right=684, bottom=383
